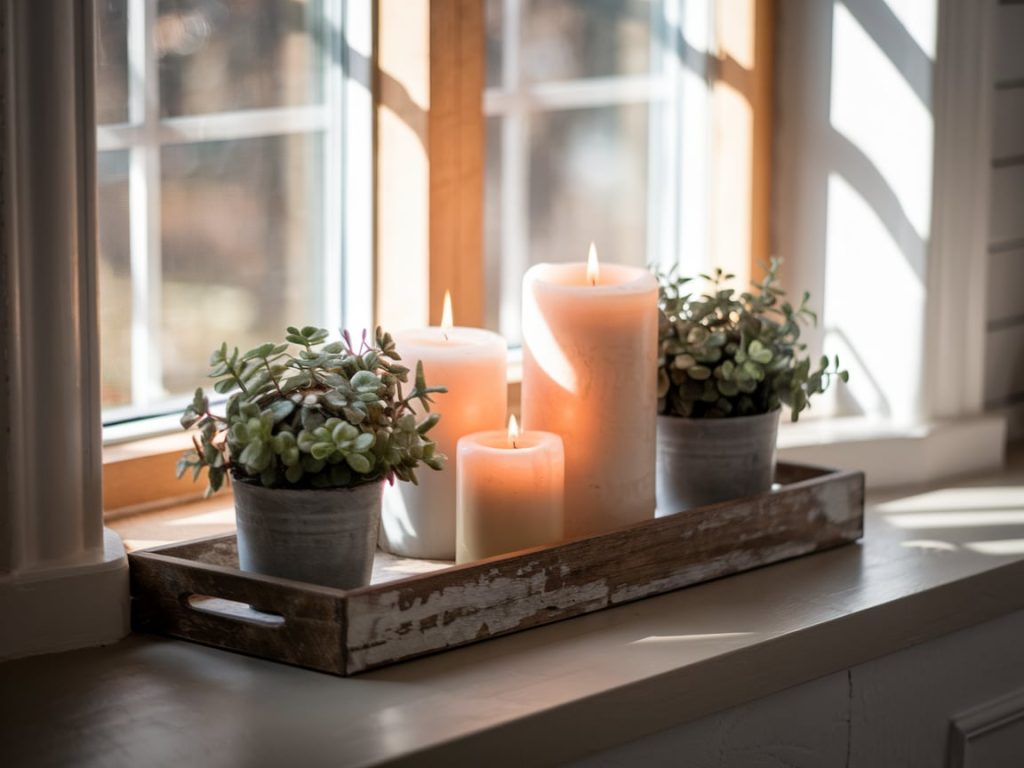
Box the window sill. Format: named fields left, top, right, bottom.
left=101, top=363, right=1007, bottom=518
left=103, top=431, right=202, bottom=518
left=32, top=449, right=1024, bottom=767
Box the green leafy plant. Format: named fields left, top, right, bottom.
left=657, top=259, right=848, bottom=421
left=177, top=326, right=446, bottom=496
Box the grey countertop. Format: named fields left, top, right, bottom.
left=4, top=453, right=1024, bottom=768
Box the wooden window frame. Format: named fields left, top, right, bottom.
left=103, top=0, right=776, bottom=517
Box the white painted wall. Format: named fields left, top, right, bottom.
left=986, top=3, right=1024, bottom=442
left=569, top=609, right=1024, bottom=767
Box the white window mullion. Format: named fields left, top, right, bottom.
left=127, top=0, right=164, bottom=408
left=677, top=0, right=713, bottom=276
left=319, top=0, right=344, bottom=331
left=484, top=75, right=668, bottom=114
left=98, top=105, right=331, bottom=152
left=648, top=0, right=680, bottom=273
left=498, top=0, right=528, bottom=343
left=340, top=0, right=374, bottom=334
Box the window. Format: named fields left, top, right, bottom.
left=481, top=0, right=716, bottom=342
left=95, top=0, right=371, bottom=426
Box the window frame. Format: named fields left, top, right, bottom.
left=97, top=0, right=374, bottom=432
left=104, top=0, right=776, bottom=515
left=106, top=0, right=1009, bottom=515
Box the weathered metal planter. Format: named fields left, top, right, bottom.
left=656, top=409, right=781, bottom=514
left=232, top=478, right=384, bottom=590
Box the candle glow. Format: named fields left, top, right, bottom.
left=456, top=425, right=565, bottom=563
left=521, top=259, right=658, bottom=538
left=381, top=310, right=508, bottom=560
left=441, top=290, right=454, bottom=338
left=587, top=243, right=599, bottom=286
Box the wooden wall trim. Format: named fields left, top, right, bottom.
left=750, top=0, right=775, bottom=282
left=427, top=0, right=484, bottom=328
left=374, top=0, right=485, bottom=332
left=710, top=0, right=776, bottom=286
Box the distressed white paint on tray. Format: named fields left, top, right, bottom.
left=128, top=465, right=864, bottom=677
left=609, top=541, right=818, bottom=605
left=347, top=561, right=611, bottom=670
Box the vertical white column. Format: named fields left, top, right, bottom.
left=0, top=0, right=128, bottom=659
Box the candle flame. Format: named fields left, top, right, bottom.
left=508, top=414, right=520, bottom=449
left=441, top=290, right=453, bottom=339
left=586, top=242, right=599, bottom=286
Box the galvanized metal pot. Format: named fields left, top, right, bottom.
left=656, top=409, right=780, bottom=516
left=232, top=478, right=384, bottom=590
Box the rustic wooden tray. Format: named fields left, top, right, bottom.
left=129, top=462, right=864, bottom=676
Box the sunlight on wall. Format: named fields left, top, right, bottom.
left=830, top=2, right=934, bottom=240
left=823, top=0, right=936, bottom=425
left=824, top=172, right=924, bottom=423
left=880, top=0, right=937, bottom=59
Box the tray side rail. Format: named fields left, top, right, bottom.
left=129, top=549, right=348, bottom=675
left=343, top=469, right=865, bottom=673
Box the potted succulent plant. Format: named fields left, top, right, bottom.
left=177, top=325, right=446, bottom=589
left=656, top=259, right=848, bottom=512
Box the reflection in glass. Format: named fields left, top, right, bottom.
left=485, top=1, right=664, bottom=344
left=484, top=0, right=504, bottom=89
left=157, top=0, right=324, bottom=117
left=520, top=0, right=652, bottom=83
left=159, top=135, right=323, bottom=397
left=97, top=151, right=133, bottom=408
left=483, top=116, right=504, bottom=333
left=95, top=0, right=129, bottom=124
left=528, top=105, right=648, bottom=269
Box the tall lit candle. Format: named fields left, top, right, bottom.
left=456, top=416, right=564, bottom=563
left=521, top=245, right=658, bottom=538
left=381, top=293, right=508, bottom=559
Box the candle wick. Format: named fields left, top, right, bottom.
left=512, top=439, right=518, bottom=449
left=443, top=331, right=449, bottom=342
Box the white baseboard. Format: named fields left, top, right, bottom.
left=0, top=528, right=130, bottom=661
left=779, top=414, right=1008, bottom=489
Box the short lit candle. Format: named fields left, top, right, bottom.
left=456, top=416, right=565, bottom=563
left=381, top=292, right=508, bottom=560
left=521, top=245, right=658, bottom=538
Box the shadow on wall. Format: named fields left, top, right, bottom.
left=776, top=0, right=938, bottom=426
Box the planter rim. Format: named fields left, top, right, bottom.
left=657, top=408, right=781, bottom=424
left=231, top=475, right=387, bottom=494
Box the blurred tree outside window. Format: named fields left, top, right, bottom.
left=484, top=0, right=719, bottom=344
left=95, top=0, right=361, bottom=423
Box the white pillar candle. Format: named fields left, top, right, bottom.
left=456, top=417, right=564, bottom=563
left=521, top=247, right=658, bottom=538
left=381, top=296, right=508, bottom=559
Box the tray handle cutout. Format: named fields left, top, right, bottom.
left=185, top=594, right=286, bottom=628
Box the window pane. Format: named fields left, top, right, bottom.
left=486, top=103, right=651, bottom=345
left=528, top=105, right=648, bottom=265
left=95, top=0, right=129, bottom=125
left=98, top=151, right=133, bottom=408
left=157, top=0, right=325, bottom=117
left=485, top=2, right=667, bottom=344
left=520, top=0, right=653, bottom=84
left=483, top=116, right=503, bottom=332
left=159, top=135, right=324, bottom=398
left=485, top=0, right=503, bottom=89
